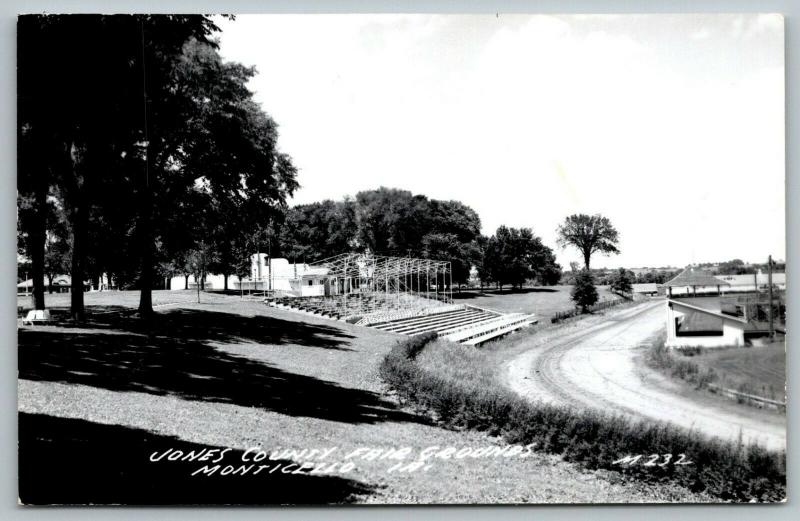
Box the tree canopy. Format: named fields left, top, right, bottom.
left=18, top=15, right=297, bottom=318
left=556, top=213, right=620, bottom=270
left=479, top=226, right=562, bottom=290
left=275, top=187, right=485, bottom=287
left=609, top=268, right=634, bottom=297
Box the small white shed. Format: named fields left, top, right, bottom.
left=665, top=299, right=747, bottom=349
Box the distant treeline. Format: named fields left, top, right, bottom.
left=273, top=187, right=562, bottom=290
left=696, top=259, right=785, bottom=275
left=562, top=268, right=680, bottom=286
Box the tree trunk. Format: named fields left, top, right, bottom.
left=62, top=142, right=88, bottom=322
left=137, top=189, right=154, bottom=317
left=69, top=196, right=87, bottom=321
left=583, top=250, right=591, bottom=270
left=224, top=274, right=229, bottom=291
left=29, top=168, right=48, bottom=310
left=47, top=274, right=54, bottom=294
left=184, top=274, right=189, bottom=290
left=137, top=159, right=154, bottom=317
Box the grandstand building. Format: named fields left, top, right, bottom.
left=265, top=252, right=537, bottom=345
left=169, top=252, right=536, bottom=345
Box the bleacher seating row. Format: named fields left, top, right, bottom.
left=442, top=313, right=536, bottom=345
left=369, top=305, right=499, bottom=335
left=267, top=293, right=447, bottom=321
left=266, top=296, right=537, bottom=345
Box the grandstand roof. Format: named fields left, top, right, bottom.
left=664, top=267, right=730, bottom=288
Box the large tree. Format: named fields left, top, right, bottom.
left=481, top=226, right=561, bottom=290
left=278, top=188, right=483, bottom=266
left=355, top=187, right=430, bottom=255
left=279, top=199, right=358, bottom=263
left=556, top=213, right=620, bottom=270
left=18, top=15, right=220, bottom=319
left=19, top=16, right=298, bottom=318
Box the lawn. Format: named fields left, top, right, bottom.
left=678, top=341, right=786, bottom=402
left=17, top=289, right=226, bottom=313
left=452, top=285, right=619, bottom=318
left=17, top=293, right=707, bottom=504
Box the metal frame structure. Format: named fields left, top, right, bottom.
left=305, top=252, right=453, bottom=318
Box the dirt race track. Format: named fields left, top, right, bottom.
left=506, top=301, right=786, bottom=452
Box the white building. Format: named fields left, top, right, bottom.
left=665, top=299, right=747, bottom=349
left=169, top=254, right=331, bottom=297
left=714, top=272, right=786, bottom=292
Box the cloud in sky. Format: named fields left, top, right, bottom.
left=217, top=14, right=784, bottom=269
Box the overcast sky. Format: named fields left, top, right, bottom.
left=216, top=14, right=784, bottom=269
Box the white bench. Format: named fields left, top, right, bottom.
left=22, top=309, right=52, bottom=325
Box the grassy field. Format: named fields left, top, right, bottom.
left=17, top=291, right=705, bottom=504
left=17, top=289, right=226, bottom=313
left=675, top=342, right=785, bottom=402
left=452, top=285, right=619, bottom=318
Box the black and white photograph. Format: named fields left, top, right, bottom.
left=15, top=12, right=786, bottom=505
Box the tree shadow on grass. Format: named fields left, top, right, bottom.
left=19, top=412, right=376, bottom=505
left=45, top=306, right=357, bottom=352
left=19, top=324, right=425, bottom=425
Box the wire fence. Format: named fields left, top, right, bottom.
left=550, top=297, right=628, bottom=323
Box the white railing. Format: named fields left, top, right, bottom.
left=443, top=314, right=537, bottom=344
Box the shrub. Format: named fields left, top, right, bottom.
left=381, top=334, right=786, bottom=502
left=571, top=270, right=599, bottom=312
left=647, top=337, right=718, bottom=389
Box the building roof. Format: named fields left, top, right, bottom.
left=668, top=299, right=748, bottom=324
left=664, top=267, right=730, bottom=288
left=632, top=283, right=658, bottom=293
left=299, top=266, right=330, bottom=278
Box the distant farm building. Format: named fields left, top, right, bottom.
left=715, top=272, right=786, bottom=292
left=664, top=267, right=786, bottom=297
left=664, top=267, right=730, bottom=297
left=631, top=283, right=658, bottom=296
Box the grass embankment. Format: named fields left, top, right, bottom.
left=380, top=333, right=786, bottom=502
left=20, top=298, right=711, bottom=504
left=647, top=337, right=786, bottom=404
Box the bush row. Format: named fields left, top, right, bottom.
left=646, top=338, right=784, bottom=406
left=380, top=333, right=786, bottom=502
left=647, top=338, right=719, bottom=389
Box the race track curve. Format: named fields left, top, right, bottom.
left=506, top=301, right=786, bottom=451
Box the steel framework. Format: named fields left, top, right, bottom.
left=306, top=252, right=453, bottom=317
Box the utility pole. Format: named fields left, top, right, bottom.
left=768, top=255, right=774, bottom=340
left=267, top=237, right=272, bottom=293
